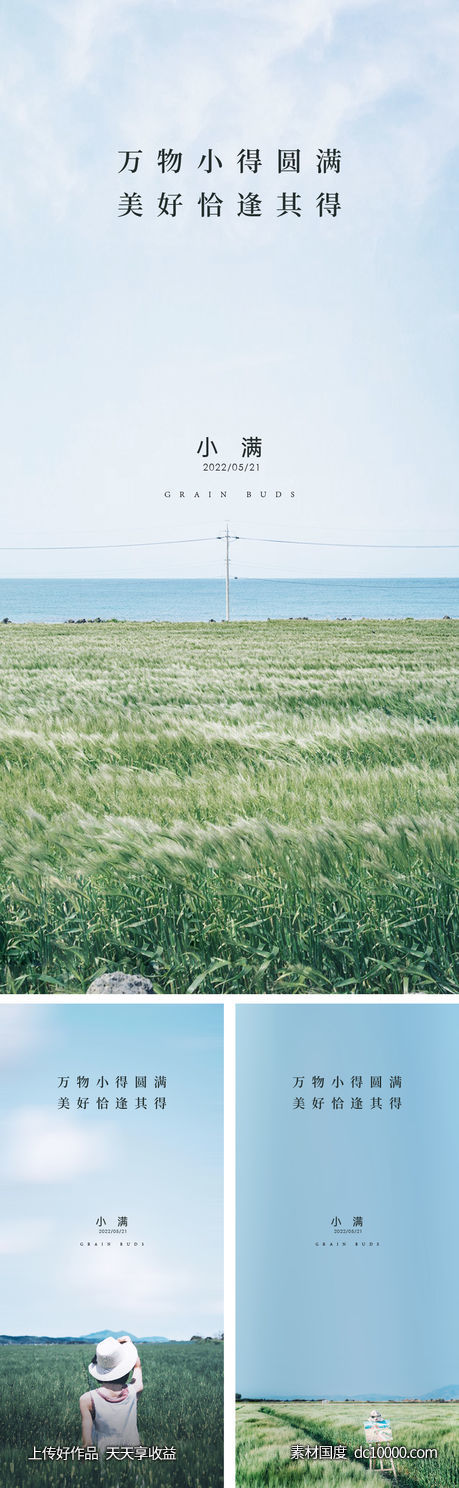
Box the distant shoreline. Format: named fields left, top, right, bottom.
left=0, top=615, right=457, bottom=626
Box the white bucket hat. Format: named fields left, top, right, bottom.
left=88, top=1336, right=138, bottom=1382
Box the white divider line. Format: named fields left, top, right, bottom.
left=224, top=999, right=236, bottom=1488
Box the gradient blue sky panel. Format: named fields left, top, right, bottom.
left=237, top=1004, right=459, bottom=1399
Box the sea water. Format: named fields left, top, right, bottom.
left=0, top=577, right=456, bottom=623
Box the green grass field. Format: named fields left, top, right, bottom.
left=236, top=1400, right=459, bottom=1486
left=0, top=618, right=457, bottom=993
left=0, top=1342, right=223, bottom=1487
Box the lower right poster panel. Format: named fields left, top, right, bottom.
left=236, top=1004, right=459, bottom=1487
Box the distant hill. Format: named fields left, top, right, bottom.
left=423, top=1387, right=459, bottom=1401
left=0, top=1332, right=171, bottom=1346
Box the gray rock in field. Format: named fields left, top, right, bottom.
left=87, top=972, right=156, bottom=996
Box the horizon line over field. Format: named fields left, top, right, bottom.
left=0, top=1335, right=221, bottom=1345
left=237, top=1392, right=459, bottom=1403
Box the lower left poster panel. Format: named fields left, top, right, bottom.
left=0, top=1001, right=224, bottom=1488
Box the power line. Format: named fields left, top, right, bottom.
left=242, top=538, right=459, bottom=551
left=0, top=537, right=217, bottom=552
left=0, top=535, right=457, bottom=552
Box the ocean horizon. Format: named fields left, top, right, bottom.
left=0, top=577, right=457, bottom=623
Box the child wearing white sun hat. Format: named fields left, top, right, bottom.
left=79, top=1335, right=143, bottom=1455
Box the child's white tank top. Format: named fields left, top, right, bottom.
left=91, top=1385, right=140, bottom=1452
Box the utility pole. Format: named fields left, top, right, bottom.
left=225, top=523, right=230, bottom=621
left=217, top=525, right=239, bottom=620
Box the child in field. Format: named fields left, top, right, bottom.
left=80, top=1335, right=143, bottom=1455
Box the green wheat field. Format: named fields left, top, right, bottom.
left=0, top=1342, right=223, bottom=1488
left=236, top=1400, right=459, bottom=1486
left=0, top=618, right=457, bottom=993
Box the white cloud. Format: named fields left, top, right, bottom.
left=2, top=0, right=459, bottom=219
left=64, top=1245, right=222, bottom=1336
left=3, top=1107, right=113, bottom=1183
left=0, top=1217, right=51, bottom=1254
left=50, top=0, right=148, bottom=88
left=0, top=1010, right=42, bottom=1067
left=0, top=41, right=80, bottom=219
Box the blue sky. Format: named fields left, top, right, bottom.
left=237, top=1004, right=459, bottom=1399
left=1, top=0, right=458, bottom=581
left=0, top=1003, right=223, bottom=1338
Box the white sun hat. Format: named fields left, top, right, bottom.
left=88, top=1336, right=138, bottom=1382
